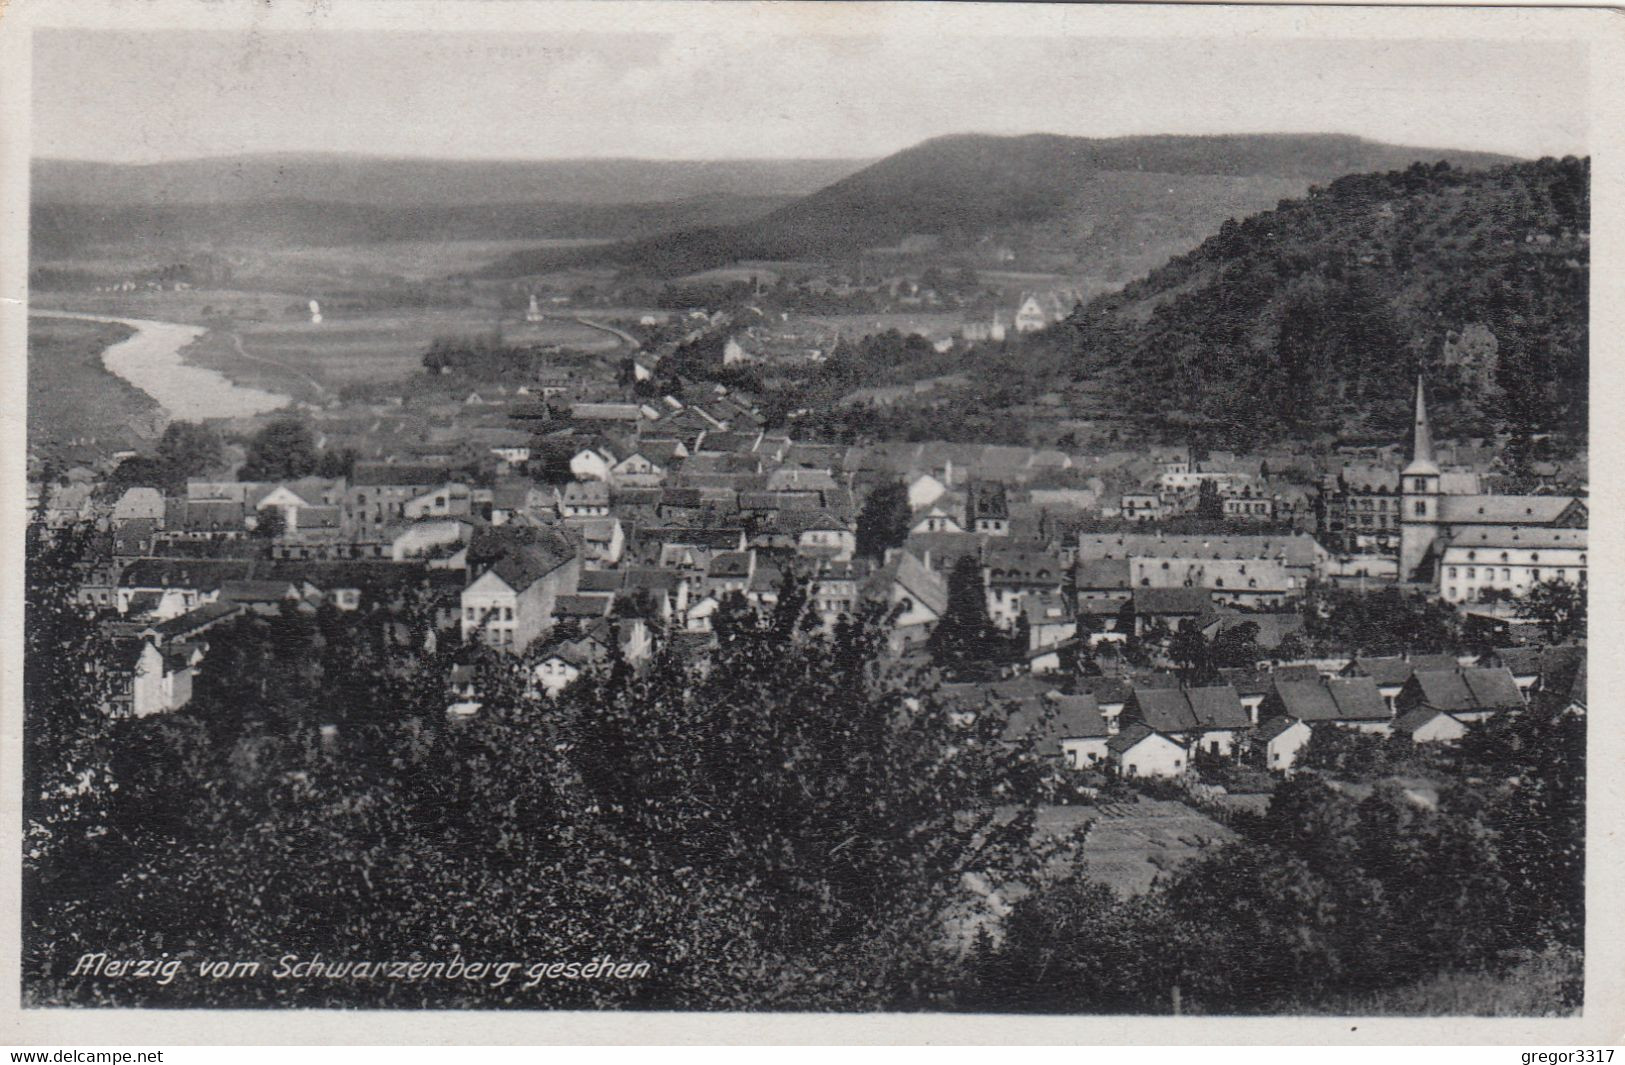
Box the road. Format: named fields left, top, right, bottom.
left=572, top=316, right=641, bottom=350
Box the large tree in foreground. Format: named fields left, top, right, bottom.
left=25, top=574, right=1051, bottom=1009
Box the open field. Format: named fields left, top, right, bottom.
left=35, top=292, right=628, bottom=393
left=27, top=315, right=162, bottom=455
left=1034, top=798, right=1237, bottom=896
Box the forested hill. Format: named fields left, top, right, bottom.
left=1050, top=156, right=1589, bottom=447
left=481, top=133, right=1518, bottom=279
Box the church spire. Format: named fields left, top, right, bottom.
left=1404, top=375, right=1439, bottom=476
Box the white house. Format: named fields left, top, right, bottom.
left=1392, top=707, right=1468, bottom=744
left=1106, top=725, right=1187, bottom=779
left=109, top=639, right=196, bottom=719
left=610, top=451, right=668, bottom=488
left=1256, top=716, right=1314, bottom=776
left=532, top=644, right=591, bottom=697
left=569, top=446, right=617, bottom=483
left=559, top=480, right=611, bottom=518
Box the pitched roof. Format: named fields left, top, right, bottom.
left=1131, top=587, right=1215, bottom=616
left=1325, top=676, right=1390, bottom=721
left=1075, top=558, right=1131, bottom=590
left=1106, top=722, right=1162, bottom=754
left=1491, top=643, right=1584, bottom=680
left=1459, top=667, right=1525, bottom=711
left=1184, top=685, right=1250, bottom=729
left=1001, top=692, right=1110, bottom=753
left=1392, top=707, right=1456, bottom=737
left=484, top=529, right=578, bottom=592
left=554, top=594, right=613, bottom=619
left=1344, top=654, right=1459, bottom=687
left=1405, top=667, right=1521, bottom=714
left=1131, top=686, right=1199, bottom=732
left=1436, top=496, right=1583, bottom=526
left=1256, top=715, right=1309, bottom=744
left=1073, top=675, right=1132, bottom=706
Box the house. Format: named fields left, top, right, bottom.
left=1341, top=653, right=1464, bottom=711
left=112, top=487, right=166, bottom=527
left=107, top=637, right=197, bottom=719
left=460, top=528, right=581, bottom=652
left=116, top=558, right=256, bottom=619
left=1020, top=594, right=1077, bottom=650
left=562, top=516, right=625, bottom=567
left=862, top=551, right=948, bottom=651
left=568, top=442, right=619, bottom=483
left=609, top=449, right=669, bottom=488
left=1394, top=666, right=1524, bottom=724
left=346, top=464, right=453, bottom=533
left=705, top=551, right=757, bottom=598
left=1014, top=291, right=1073, bottom=333
left=1072, top=676, right=1132, bottom=734
left=984, top=548, right=1066, bottom=630
left=403, top=482, right=473, bottom=521
left=1127, top=587, right=1215, bottom=636
left=1106, top=724, right=1187, bottom=779
left=809, top=560, right=862, bottom=627
left=1120, top=493, right=1162, bottom=523
left=909, top=503, right=964, bottom=535
left=1261, top=676, right=1392, bottom=734
left=1480, top=644, right=1585, bottom=697
left=782, top=510, right=856, bottom=563
left=907, top=472, right=949, bottom=509
left=1000, top=690, right=1112, bottom=769
left=1126, top=683, right=1249, bottom=757
left=532, top=641, right=594, bottom=697
left=1256, top=715, right=1314, bottom=775
left=559, top=480, right=611, bottom=518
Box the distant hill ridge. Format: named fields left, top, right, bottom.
left=479, top=131, right=1520, bottom=279
left=1042, top=155, right=1588, bottom=447
left=31, top=153, right=872, bottom=207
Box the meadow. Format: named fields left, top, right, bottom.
left=33, top=287, right=627, bottom=395
left=27, top=315, right=161, bottom=455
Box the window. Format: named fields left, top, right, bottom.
left=1467, top=568, right=1476, bottom=579
left=1415, top=501, right=1427, bottom=516
left=1448, top=567, right=1458, bottom=578
left=1502, top=568, right=1510, bottom=581
left=1531, top=569, right=1541, bottom=581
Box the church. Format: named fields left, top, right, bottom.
left=1399, top=378, right=1587, bottom=604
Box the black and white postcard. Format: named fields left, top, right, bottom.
left=2, top=0, right=1620, bottom=1045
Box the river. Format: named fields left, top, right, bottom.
left=33, top=311, right=290, bottom=421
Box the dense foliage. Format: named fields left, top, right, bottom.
left=970, top=695, right=1584, bottom=1013
left=1060, top=157, right=1589, bottom=447
left=23, top=532, right=1050, bottom=1009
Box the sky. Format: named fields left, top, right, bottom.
left=32, top=26, right=1589, bottom=163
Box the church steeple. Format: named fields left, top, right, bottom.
left=1403, top=375, right=1439, bottom=476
